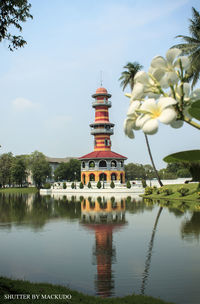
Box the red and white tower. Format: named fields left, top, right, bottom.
left=79, top=87, right=127, bottom=185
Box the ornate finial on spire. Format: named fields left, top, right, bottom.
left=100, top=70, right=103, bottom=87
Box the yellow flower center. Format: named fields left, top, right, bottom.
left=151, top=109, right=161, bottom=119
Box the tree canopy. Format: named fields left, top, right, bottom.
left=173, top=7, right=200, bottom=87
left=0, top=0, right=33, bottom=51
left=29, top=151, right=51, bottom=189
left=54, top=159, right=81, bottom=181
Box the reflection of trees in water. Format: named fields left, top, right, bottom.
left=140, top=207, right=163, bottom=295
left=168, top=207, right=185, bottom=218
left=181, top=212, right=200, bottom=242
left=126, top=197, right=155, bottom=214
left=0, top=193, right=28, bottom=227
left=0, top=193, right=82, bottom=230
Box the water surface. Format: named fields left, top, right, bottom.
left=0, top=193, right=200, bottom=304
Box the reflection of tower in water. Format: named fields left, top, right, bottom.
left=80, top=197, right=127, bottom=297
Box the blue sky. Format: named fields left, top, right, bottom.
left=0, top=0, right=199, bottom=168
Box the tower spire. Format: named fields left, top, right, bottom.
left=100, top=70, right=103, bottom=87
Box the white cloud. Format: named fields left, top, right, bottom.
left=12, top=97, right=37, bottom=111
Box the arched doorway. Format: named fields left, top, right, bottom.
left=111, top=173, right=117, bottom=180
left=89, top=173, right=95, bottom=181
left=99, top=173, right=107, bottom=181
left=120, top=173, right=123, bottom=183
left=82, top=174, right=86, bottom=184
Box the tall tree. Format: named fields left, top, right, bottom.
left=172, top=7, right=200, bottom=87
left=0, top=152, right=13, bottom=187
left=11, top=155, right=27, bottom=187
left=0, top=0, right=33, bottom=51
left=30, top=151, right=51, bottom=189
left=119, top=62, right=163, bottom=186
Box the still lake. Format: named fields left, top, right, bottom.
left=0, top=192, right=200, bottom=304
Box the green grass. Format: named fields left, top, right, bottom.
left=142, top=183, right=200, bottom=201
left=0, top=187, right=38, bottom=194
left=0, top=277, right=174, bottom=304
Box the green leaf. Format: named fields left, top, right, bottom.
left=188, top=100, right=200, bottom=121
left=163, top=150, right=200, bottom=163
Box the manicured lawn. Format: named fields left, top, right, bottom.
left=0, top=277, right=174, bottom=304
left=142, top=183, right=200, bottom=201
left=0, top=187, right=38, bottom=194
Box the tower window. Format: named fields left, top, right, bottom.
left=99, top=160, right=107, bottom=168
left=82, top=162, right=85, bottom=168
left=89, top=161, right=95, bottom=168
left=111, top=160, right=117, bottom=167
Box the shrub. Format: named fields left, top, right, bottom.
left=144, top=186, right=153, bottom=195
left=43, top=183, right=51, bottom=189
left=178, top=187, right=189, bottom=197
left=97, top=181, right=101, bottom=189
left=71, top=182, right=75, bottom=189
left=163, top=188, right=173, bottom=196
left=198, top=192, right=200, bottom=199
left=79, top=182, right=84, bottom=189
left=63, top=182, right=66, bottom=189
left=126, top=181, right=131, bottom=189
left=110, top=180, right=115, bottom=188
left=87, top=181, right=92, bottom=188
left=141, top=179, right=147, bottom=188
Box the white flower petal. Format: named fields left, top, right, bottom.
left=151, top=56, right=167, bottom=69
left=174, top=56, right=190, bottom=70
left=127, top=101, right=141, bottom=115
left=147, top=92, right=160, bottom=99
left=151, top=68, right=165, bottom=81
left=142, top=119, right=159, bottom=134
left=140, top=99, right=157, bottom=112
left=166, top=48, right=181, bottom=64
left=183, top=83, right=190, bottom=98
left=159, top=74, right=170, bottom=88
left=166, top=71, right=179, bottom=84
left=158, top=108, right=177, bottom=124
left=134, top=71, right=149, bottom=84
left=131, top=83, right=145, bottom=100
left=124, top=118, right=135, bottom=138
left=148, top=66, right=155, bottom=74
left=170, top=120, right=184, bottom=128
left=136, top=114, right=150, bottom=128
left=158, top=97, right=177, bottom=111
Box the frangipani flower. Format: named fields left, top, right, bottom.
left=135, top=97, right=177, bottom=134
left=150, top=48, right=190, bottom=88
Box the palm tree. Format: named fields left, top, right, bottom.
left=172, top=7, right=200, bottom=87
left=119, top=62, right=163, bottom=187
left=119, top=62, right=143, bottom=91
